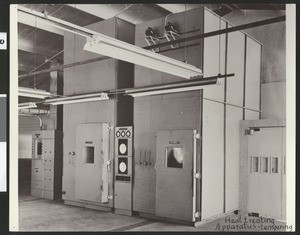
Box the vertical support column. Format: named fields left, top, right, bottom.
left=49, top=60, right=63, bottom=131
left=223, top=22, right=228, bottom=213
left=243, top=35, right=247, bottom=120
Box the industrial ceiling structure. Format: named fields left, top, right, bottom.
left=18, top=4, right=285, bottom=98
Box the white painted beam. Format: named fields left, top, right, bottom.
left=18, top=10, right=64, bottom=35
left=67, top=4, right=124, bottom=19
left=157, top=4, right=202, bottom=13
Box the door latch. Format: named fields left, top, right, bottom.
left=107, top=195, right=113, bottom=200
left=194, top=211, right=201, bottom=218
left=194, top=172, right=201, bottom=179
left=194, top=132, right=200, bottom=140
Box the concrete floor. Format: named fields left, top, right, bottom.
left=19, top=195, right=289, bottom=232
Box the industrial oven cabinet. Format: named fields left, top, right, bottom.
left=133, top=6, right=261, bottom=225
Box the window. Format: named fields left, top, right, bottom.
left=83, top=146, right=94, bottom=164
left=166, top=147, right=183, bottom=168
left=271, top=157, right=279, bottom=173
left=261, top=157, right=269, bottom=173
left=252, top=156, right=259, bottom=173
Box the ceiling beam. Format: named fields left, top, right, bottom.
left=19, top=63, right=35, bottom=72
left=67, top=4, right=124, bottom=20
left=156, top=4, right=201, bottom=13
left=18, top=10, right=64, bottom=35
left=18, top=41, right=63, bottom=61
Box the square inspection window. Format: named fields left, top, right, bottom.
left=166, top=147, right=184, bottom=168
left=261, top=157, right=269, bottom=173
left=252, top=156, right=259, bottom=173
left=83, top=146, right=94, bottom=164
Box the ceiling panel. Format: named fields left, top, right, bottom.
left=20, top=4, right=103, bottom=26
left=18, top=23, right=63, bottom=60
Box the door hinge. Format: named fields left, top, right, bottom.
left=107, top=195, right=113, bottom=200
left=194, top=132, right=201, bottom=140
left=194, top=172, right=201, bottom=179
left=194, top=211, right=201, bottom=218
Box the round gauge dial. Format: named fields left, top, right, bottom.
left=126, top=131, right=131, bottom=137
left=121, top=131, right=125, bottom=137
left=119, top=162, right=127, bottom=173
left=119, top=143, right=127, bottom=154
left=116, top=131, right=120, bottom=137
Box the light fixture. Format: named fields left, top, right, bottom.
left=124, top=74, right=234, bottom=97
left=84, top=35, right=202, bottom=79
left=18, top=87, right=52, bottom=99
left=18, top=102, right=37, bottom=110
left=44, top=92, right=109, bottom=105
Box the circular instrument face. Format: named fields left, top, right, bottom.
left=119, top=162, right=127, bottom=173
left=116, top=131, right=120, bottom=137
left=119, top=143, right=127, bottom=154
left=121, top=131, right=125, bottom=137
left=126, top=131, right=131, bottom=137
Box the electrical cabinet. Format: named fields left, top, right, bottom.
left=31, top=130, right=62, bottom=200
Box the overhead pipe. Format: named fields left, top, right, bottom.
left=124, top=74, right=234, bottom=96
left=19, top=108, right=50, bottom=115
left=40, top=73, right=234, bottom=103
left=144, top=15, right=286, bottom=50
left=18, top=113, right=44, bottom=129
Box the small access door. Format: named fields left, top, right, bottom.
left=155, top=130, right=198, bottom=222
left=248, top=127, right=285, bottom=219
left=75, top=123, right=110, bottom=203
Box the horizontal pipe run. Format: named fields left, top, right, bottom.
left=18, top=56, right=110, bottom=79
left=203, top=97, right=261, bottom=113
left=19, top=108, right=50, bottom=115
left=39, top=73, right=233, bottom=104
left=144, top=15, right=285, bottom=50
left=123, top=73, right=234, bottom=95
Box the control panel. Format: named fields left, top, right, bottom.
left=114, top=126, right=133, bottom=216
left=31, top=130, right=62, bottom=200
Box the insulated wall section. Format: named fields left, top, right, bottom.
left=203, top=10, right=225, bottom=102
left=226, top=29, right=245, bottom=106
left=201, top=99, right=224, bottom=219
left=225, top=106, right=243, bottom=212
left=245, top=37, right=261, bottom=114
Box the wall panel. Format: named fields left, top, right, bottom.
left=245, top=37, right=261, bottom=111
left=226, top=30, right=245, bottom=106
left=201, top=99, right=224, bottom=219
left=203, top=10, right=226, bottom=102
left=225, top=106, right=243, bottom=212
left=245, top=110, right=260, bottom=120
left=133, top=100, right=153, bottom=213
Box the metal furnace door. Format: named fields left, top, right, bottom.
left=75, top=123, right=110, bottom=203
left=248, top=127, right=285, bottom=219
left=155, top=130, right=197, bottom=222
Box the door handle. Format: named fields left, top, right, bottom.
left=107, top=160, right=112, bottom=173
